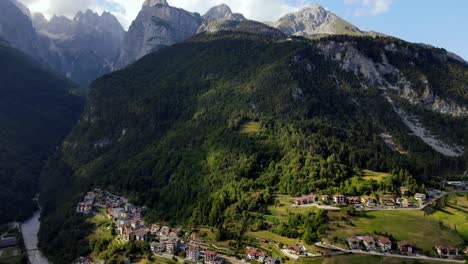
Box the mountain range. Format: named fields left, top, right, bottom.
left=0, top=0, right=467, bottom=262
left=40, top=32, right=468, bottom=264
left=0, top=0, right=393, bottom=90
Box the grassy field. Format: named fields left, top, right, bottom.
left=267, top=196, right=318, bottom=218
left=87, top=210, right=114, bottom=242
left=300, top=254, right=455, bottom=264
left=360, top=169, right=391, bottom=182
left=0, top=246, right=23, bottom=264
left=428, top=193, right=468, bottom=240
left=247, top=230, right=303, bottom=246
left=246, top=230, right=327, bottom=254
left=326, top=210, right=464, bottom=253
left=240, top=121, right=261, bottom=134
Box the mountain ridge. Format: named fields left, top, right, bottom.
left=0, top=0, right=124, bottom=90
left=38, top=32, right=468, bottom=262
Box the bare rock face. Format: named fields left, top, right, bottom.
left=143, top=0, right=168, bottom=7
left=203, top=4, right=245, bottom=21
left=317, top=40, right=468, bottom=117
left=30, top=9, right=125, bottom=89
left=116, top=2, right=202, bottom=68
left=197, top=20, right=285, bottom=39
left=9, top=0, right=30, bottom=17
left=0, top=0, right=56, bottom=68
left=274, top=4, right=362, bottom=36
left=197, top=4, right=284, bottom=39
left=34, top=14, right=75, bottom=36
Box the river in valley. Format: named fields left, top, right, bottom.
left=21, top=210, right=50, bottom=264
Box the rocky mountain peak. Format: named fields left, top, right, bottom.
left=306, top=3, right=325, bottom=10
left=74, top=9, right=99, bottom=23
left=32, top=12, right=48, bottom=30
left=9, top=0, right=30, bottom=17
left=203, top=4, right=245, bottom=21
left=143, top=0, right=169, bottom=7
left=204, top=4, right=232, bottom=19
left=116, top=0, right=202, bottom=68
left=274, top=3, right=362, bottom=36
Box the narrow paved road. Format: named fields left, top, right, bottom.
left=315, top=242, right=465, bottom=263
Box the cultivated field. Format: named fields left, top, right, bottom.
left=326, top=210, right=464, bottom=253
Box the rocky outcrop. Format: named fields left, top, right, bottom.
left=34, top=14, right=75, bottom=36
left=400, top=76, right=468, bottom=117
left=0, top=0, right=49, bottom=63
left=197, top=4, right=284, bottom=39
left=1, top=1, right=125, bottom=90
left=386, top=96, right=464, bottom=157
left=317, top=40, right=468, bottom=117
left=203, top=4, right=245, bottom=21
left=315, top=40, right=467, bottom=156
left=317, top=41, right=399, bottom=87
left=143, top=0, right=168, bottom=7
left=116, top=1, right=202, bottom=68
left=197, top=19, right=285, bottom=39
left=9, top=0, right=30, bottom=17
left=274, top=4, right=363, bottom=36
left=32, top=9, right=125, bottom=89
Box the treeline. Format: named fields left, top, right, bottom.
left=272, top=211, right=328, bottom=244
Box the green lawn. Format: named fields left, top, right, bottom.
left=428, top=193, right=468, bottom=240
left=360, top=169, right=391, bottom=182
left=268, top=196, right=318, bottom=218
left=327, top=210, right=464, bottom=253
left=300, top=254, right=455, bottom=264
left=240, top=121, right=261, bottom=134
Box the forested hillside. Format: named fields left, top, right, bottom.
left=38, top=33, right=468, bottom=262
left=0, top=40, right=83, bottom=224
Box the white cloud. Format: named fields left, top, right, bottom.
left=344, top=0, right=393, bottom=16
left=19, top=0, right=306, bottom=29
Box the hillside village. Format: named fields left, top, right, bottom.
left=291, top=187, right=438, bottom=209
left=76, top=189, right=283, bottom=264
left=75, top=188, right=467, bottom=264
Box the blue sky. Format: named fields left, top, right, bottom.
left=307, top=0, right=468, bottom=60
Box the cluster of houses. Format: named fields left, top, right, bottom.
left=77, top=189, right=185, bottom=251
left=285, top=244, right=309, bottom=257
left=76, top=190, right=231, bottom=264
left=175, top=233, right=226, bottom=264
left=294, top=188, right=427, bottom=208
left=345, top=235, right=393, bottom=252
left=245, top=247, right=280, bottom=264
left=345, top=235, right=462, bottom=258
left=434, top=245, right=460, bottom=259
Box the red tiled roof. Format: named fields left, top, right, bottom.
left=205, top=250, right=217, bottom=256
left=378, top=236, right=391, bottom=245
left=398, top=241, right=412, bottom=247
left=362, top=236, right=375, bottom=243
left=246, top=247, right=265, bottom=257
left=287, top=246, right=301, bottom=252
